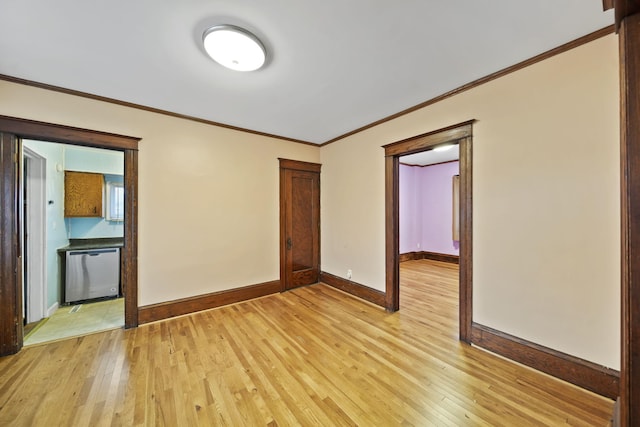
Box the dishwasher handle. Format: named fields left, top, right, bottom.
left=68, top=248, right=119, bottom=256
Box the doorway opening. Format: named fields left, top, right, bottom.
left=21, top=140, right=126, bottom=346
left=397, top=146, right=461, bottom=322
left=0, top=115, right=140, bottom=356
left=383, top=120, right=473, bottom=341
left=398, top=146, right=460, bottom=263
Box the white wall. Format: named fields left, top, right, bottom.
left=320, top=35, right=620, bottom=369
left=0, top=81, right=319, bottom=306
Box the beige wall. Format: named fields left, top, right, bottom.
left=0, top=34, right=620, bottom=369
left=0, top=81, right=319, bottom=306
left=320, top=35, right=620, bottom=369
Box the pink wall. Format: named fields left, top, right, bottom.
left=399, top=164, right=418, bottom=253
left=399, top=161, right=459, bottom=255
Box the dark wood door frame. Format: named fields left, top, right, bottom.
left=602, top=1, right=640, bottom=424
left=0, top=115, right=140, bottom=356
left=279, top=158, right=321, bottom=291
left=383, top=120, right=473, bottom=342
left=612, top=4, right=640, bottom=426
left=0, top=132, right=21, bottom=356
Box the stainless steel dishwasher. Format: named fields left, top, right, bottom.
left=65, top=248, right=120, bottom=303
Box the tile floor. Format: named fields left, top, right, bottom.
left=24, top=298, right=124, bottom=346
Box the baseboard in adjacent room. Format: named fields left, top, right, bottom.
left=319, top=271, right=386, bottom=308
left=399, top=251, right=459, bottom=264
left=470, top=322, right=620, bottom=399
left=399, top=252, right=417, bottom=263
left=46, top=302, right=59, bottom=317
left=138, top=280, right=281, bottom=324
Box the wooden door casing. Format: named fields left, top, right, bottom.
left=0, top=132, right=23, bottom=355
left=0, top=115, right=140, bottom=356
left=279, top=159, right=321, bottom=290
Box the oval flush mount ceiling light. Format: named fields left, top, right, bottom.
left=202, top=25, right=266, bottom=72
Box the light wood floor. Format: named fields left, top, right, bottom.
left=0, top=260, right=613, bottom=426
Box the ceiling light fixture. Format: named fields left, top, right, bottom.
left=433, top=144, right=454, bottom=152
left=202, top=25, right=266, bottom=72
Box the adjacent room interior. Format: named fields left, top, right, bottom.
left=21, top=141, right=125, bottom=345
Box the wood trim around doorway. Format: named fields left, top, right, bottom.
left=618, top=10, right=640, bottom=426
left=382, top=120, right=473, bottom=342
left=0, top=132, right=22, bottom=356
left=0, top=115, right=140, bottom=356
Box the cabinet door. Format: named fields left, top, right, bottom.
left=64, top=171, right=103, bottom=217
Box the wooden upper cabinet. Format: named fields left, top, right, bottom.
left=64, top=171, right=103, bottom=217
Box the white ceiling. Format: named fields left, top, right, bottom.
left=0, top=1, right=613, bottom=144
left=401, top=144, right=459, bottom=167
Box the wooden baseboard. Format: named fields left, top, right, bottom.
left=471, top=322, right=620, bottom=399
left=399, top=252, right=416, bottom=262
left=138, top=280, right=281, bottom=324
left=319, top=271, right=385, bottom=308
left=399, top=251, right=459, bottom=264
left=422, top=251, right=459, bottom=264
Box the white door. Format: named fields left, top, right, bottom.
left=22, top=146, right=47, bottom=324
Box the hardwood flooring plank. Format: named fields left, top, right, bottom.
left=0, top=259, right=614, bottom=426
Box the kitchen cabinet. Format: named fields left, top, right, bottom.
left=64, top=171, right=103, bottom=217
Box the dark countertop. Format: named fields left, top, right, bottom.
left=58, top=237, right=124, bottom=252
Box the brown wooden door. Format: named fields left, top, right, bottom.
left=279, top=159, right=320, bottom=290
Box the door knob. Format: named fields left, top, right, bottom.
left=286, top=238, right=292, bottom=250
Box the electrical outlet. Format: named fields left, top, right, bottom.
left=417, top=243, right=421, bottom=248
left=347, top=269, right=352, bottom=280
